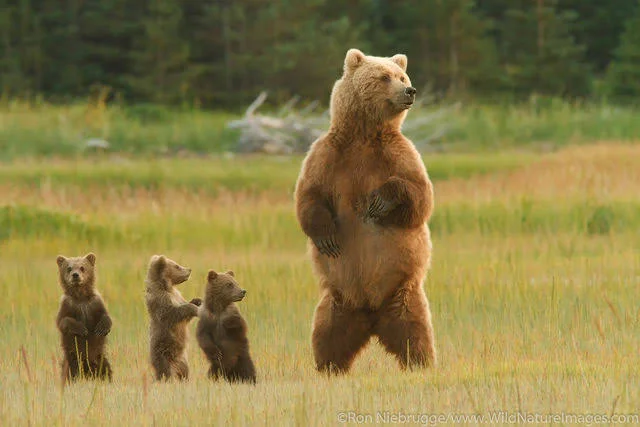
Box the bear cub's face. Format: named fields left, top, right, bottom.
left=148, top=255, right=191, bottom=286
left=205, top=270, right=246, bottom=310
left=343, top=48, right=416, bottom=116
left=57, top=253, right=96, bottom=291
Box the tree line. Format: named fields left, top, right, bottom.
left=1, top=0, right=639, bottom=107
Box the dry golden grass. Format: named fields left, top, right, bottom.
left=1, top=144, right=639, bottom=426
left=435, top=143, right=640, bottom=203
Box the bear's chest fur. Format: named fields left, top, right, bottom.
left=331, top=142, right=398, bottom=217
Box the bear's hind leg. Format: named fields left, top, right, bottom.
left=375, top=282, right=436, bottom=369
left=228, top=352, right=257, bottom=384
left=207, top=364, right=222, bottom=380
left=61, top=356, right=79, bottom=383
left=64, top=353, right=85, bottom=381
left=312, top=290, right=373, bottom=374
left=174, top=357, right=189, bottom=381
left=91, top=355, right=112, bottom=381
left=151, top=352, right=172, bottom=381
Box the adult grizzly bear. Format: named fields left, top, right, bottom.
left=294, top=49, right=436, bottom=373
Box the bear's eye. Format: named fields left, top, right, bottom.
left=400, top=76, right=406, bottom=83
left=80, top=266, right=85, bottom=272
left=381, top=74, right=391, bottom=83
left=175, top=265, right=179, bottom=270
left=66, top=267, right=72, bottom=273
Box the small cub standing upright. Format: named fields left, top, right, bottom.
left=56, top=253, right=113, bottom=382
left=196, top=270, right=256, bottom=384
left=145, top=255, right=201, bottom=381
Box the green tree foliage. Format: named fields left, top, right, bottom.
left=186, top=0, right=364, bottom=106
left=557, top=0, right=637, bottom=75
left=605, top=1, right=640, bottom=101
left=368, top=0, right=501, bottom=97
left=0, top=0, right=45, bottom=96
left=127, top=0, right=190, bottom=104
left=0, top=0, right=638, bottom=106
left=76, top=0, right=142, bottom=96
left=499, top=0, right=590, bottom=97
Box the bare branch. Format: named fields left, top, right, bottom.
left=246, top=91, right=268, bottom=117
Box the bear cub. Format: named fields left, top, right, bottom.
left=145, top=255, right=201, bottom=381
left=196, top=270, right=256, bottom=384
left=56, top=253, right=113, bottom=382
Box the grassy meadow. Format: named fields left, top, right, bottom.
left=1, top=102, right=639, bottom=425
left=2, top=99, right=640, bottom=157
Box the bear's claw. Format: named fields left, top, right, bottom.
left=93, top=318, right=111, bottom=336
left=313, top=236, right=341, bottom=258
left=366, top=195, right=386, bottom=219
left=75, top=324, right=89, bottom=337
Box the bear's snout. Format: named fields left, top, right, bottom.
left=405, top=86, right=417, bottom=97
left=235, top=289, right=247, bottom=301
left=72, top=272, right=80, bottom=280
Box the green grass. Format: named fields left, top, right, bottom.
left=0, top=101, right=239, bottom=159
left=0, top=152, right=536, bottom=195
left=1, top=144, right=639, bottom=425
left=443, top=101, right=640, bottom=149
left=1, top=99, right=639, bottom=159
left=0, top=205, right=116, bottom=244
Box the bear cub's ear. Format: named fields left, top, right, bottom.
left=391, top=54, right=408, bottom=72
left=208, top=270, right=218, bottom=281
left=150, top=254, right=167, bottom=272
left=56, top=255, right=67, bottom=268
left=344, top=48, right=365, bottom=72
left=84, top=253, right=96, bottom=266
left=226, top=270, right=235, bottom=277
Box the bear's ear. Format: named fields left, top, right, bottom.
left=344, top=48, right=365, bottom=72
left=391, top=54, right=408, bottom=72
left=150, top=255, right=166, bottom=272
left=56, top=255, right=67, bottom=268
left=84, top=253, right=96, bottom=266
left=225, top=270, right=235, bottom=277
left=207, top=270, right=218, bottom=281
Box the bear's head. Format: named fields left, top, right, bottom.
left=330, top=48, right=416, bottom=131
left=56, top=253, right=96, bottom=296
left=204, top=270, right=246, bottom=312
left=146, top=254, right=191, bottom=290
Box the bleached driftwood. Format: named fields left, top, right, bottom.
left=227, top=91, right=453, bottom=154
left=227, top=92, right=327, bottom=154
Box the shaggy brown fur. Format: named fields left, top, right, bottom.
left=294, top=49, right=437, bottom=374
left=196, top=270, right=256, bottom=384
left=144, top=255, right=201, bottom=381
left=56, top=253, right=113, bottom=382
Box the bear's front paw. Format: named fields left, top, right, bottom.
left=94, top=317, right=112, bottom=336
left=312, top=235, right=341, bottom=258
left=365, top=191, right=396, bottom=220
left=190, top=298, right=202, bottom=307
left=74, top=324, right=89, bottom=337
left=188, top=303, right=199, bottom=316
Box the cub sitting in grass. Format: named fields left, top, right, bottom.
left=145, top=255, right=201, bottom=381
left=56, top=253, right=113, bottom=382
left=196, top=270, right=256, bottom=384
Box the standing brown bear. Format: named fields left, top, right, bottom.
left=145, top=255, right=201, bottom=381
left=294, top=49, right=437, bottom=373
left=56, top=253, right=113, bottom=382
left=196, top=270, right=256, bottom=384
